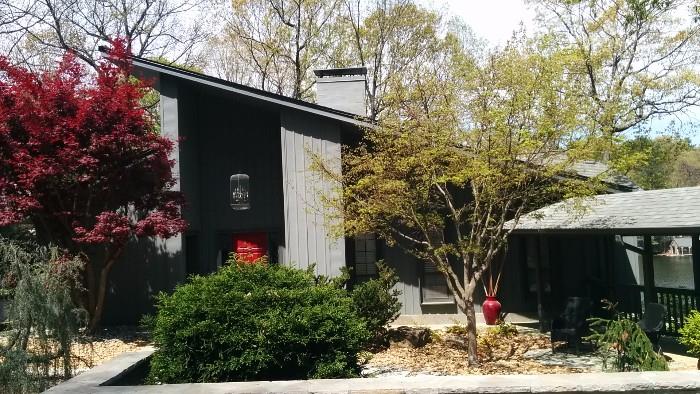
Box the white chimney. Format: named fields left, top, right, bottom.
left=313, top=67, right=367, bottom=117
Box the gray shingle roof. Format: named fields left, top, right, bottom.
left=513, top=186, right=700, bottom=234
left=570, top=161, right=640, bottom=191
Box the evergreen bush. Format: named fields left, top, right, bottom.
left=0, top=237, right=85, bottom=393
left=586, top=301, right=668, bottom=372
left=679, top=309, right=700, bottom=358
left=350, top=262, right=402, bottom=340
left=147, top=260, right=371, bottom=383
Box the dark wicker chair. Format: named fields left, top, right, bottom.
left=638, top=303, right=666, bottom=352
left=551, top=297, right=592, bottom=352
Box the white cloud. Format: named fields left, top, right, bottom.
left=420, top=0, right=537, bottom=47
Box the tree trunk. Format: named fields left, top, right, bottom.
left=465, top=296, right=479, bottom=366
left=84, top=259, right=97, bottom=317
left=87, top=246, right=124, bottom=332
left=88, top=263, right=112, bottom=332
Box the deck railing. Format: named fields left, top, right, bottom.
left=613, top=284, right=698, bottom=336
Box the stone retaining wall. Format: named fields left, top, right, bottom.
left=47, top=348, right=700, bottom=394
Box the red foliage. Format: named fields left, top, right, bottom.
left=0, top=39, right=186, bottom=252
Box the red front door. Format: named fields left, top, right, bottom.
left=232, top=232, right=268, bottom=263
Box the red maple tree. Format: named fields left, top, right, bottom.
left=0, top=41, right=186, bottom=330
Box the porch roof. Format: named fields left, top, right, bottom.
left=512, top=186, right=700, bottom=235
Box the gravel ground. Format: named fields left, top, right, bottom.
left=71, top=326, right=151, bottom=372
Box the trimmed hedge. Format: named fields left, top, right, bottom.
left=147, top=262, right=371, bottom=383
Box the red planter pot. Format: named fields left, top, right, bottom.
left=482, top=296, right=502, bottom=325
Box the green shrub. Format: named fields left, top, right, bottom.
left=147, top=261, right=371, bottom=383
left=0, top=237, right=85, bottom=393
left=587, top=305, right=668, bottom=372
left=350, top=262, right=401, bottom=339
left=445, top=324, right=469, bottom=336
left=679, top=309, right=700, bottom=357
left=478, top=322, right=519, bottom=362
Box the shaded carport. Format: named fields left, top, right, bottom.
left=510, top=186, right=700, bottom=334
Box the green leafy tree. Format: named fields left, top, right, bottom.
left=533, top=0, right=700, bottom=137
left=314, top=36, right=606, bottom=366
left=615, top=135, right=692, bottom=189
left=0, top=0, right=209, bottom=70
left=333, top=0, right=456, bottom=120
left=671, top=149, right=700, bottom=186
left=221, top=0, right=342, bottom=100
left=214, top=0, right=466, bottom=119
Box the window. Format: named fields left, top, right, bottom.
left=420, top=262, right=454, bottom=304
left=354, top=233, right=378, bottom=282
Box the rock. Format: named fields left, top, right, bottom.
left=442, top=333, right=468, bottom=350
left=387, top=326, right=432, bottom=348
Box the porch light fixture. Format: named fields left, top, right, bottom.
left=230, top=174, right=250, bottom=210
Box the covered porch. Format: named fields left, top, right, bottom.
left=510, top=186, right=700, bottom=335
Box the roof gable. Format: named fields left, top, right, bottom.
left=131, top=56, right=373, bottom=128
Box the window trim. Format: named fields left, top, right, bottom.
left=419, top=261, right=455, bottom=305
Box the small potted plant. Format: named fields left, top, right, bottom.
left=679, top=310, right=700, bottom=369
left=481, top=256, right=505, bottom=325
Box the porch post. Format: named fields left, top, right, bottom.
left=535, top=236, right=547, bottom=332
left=692, top=235, right=700, bottom=305
left=642, top=235, right=657, bottom=304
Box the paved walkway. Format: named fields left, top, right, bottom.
left=392, top=312, right=538, bottom=330
left=48, top=347, right=700, bottom=394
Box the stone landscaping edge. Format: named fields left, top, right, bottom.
left=45, top=347, right=700, bottom=394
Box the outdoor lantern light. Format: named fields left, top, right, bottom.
left=230, top=174, right=250, bottom=210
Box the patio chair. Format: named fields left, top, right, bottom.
left=638, top=303, right=666, bottom=353
left=551, top=296, right=592, bottom=352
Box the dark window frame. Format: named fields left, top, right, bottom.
left=347, top=233, right=382, bottom=286
left=419, top=262, right=455, bottom=305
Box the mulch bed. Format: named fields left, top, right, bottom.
left=365, top=326, right=587, bottom=376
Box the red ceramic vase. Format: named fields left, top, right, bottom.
left=482, top=296, right=502, bottom=325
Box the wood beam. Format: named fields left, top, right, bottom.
left=642, top=235, right=657, bottom=304
left=621, top=240, right=645, bottom=256
left=692, top=235, right=700, bottom=305
left=535, top=236, right=547, bottom=333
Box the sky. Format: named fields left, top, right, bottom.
left=422, top=0, right=537, bottom=47
left=420, top=0, right=700, bottom=144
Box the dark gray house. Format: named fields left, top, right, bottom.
left=105, top=57, right=645, bottom=325
left=508, top=186, right=700, bottom=334
left=106, top=59, right=370, bottom=323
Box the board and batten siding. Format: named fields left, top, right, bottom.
left=103, top=75, right=186, bottom=324
left=193, top=87, right=284, bottom=272
left=279, top=109, right=345, bottom=277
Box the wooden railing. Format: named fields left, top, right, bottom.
left=657, top=287, right=698, bottom=334
left=612, top=284, right=698, bottom=336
